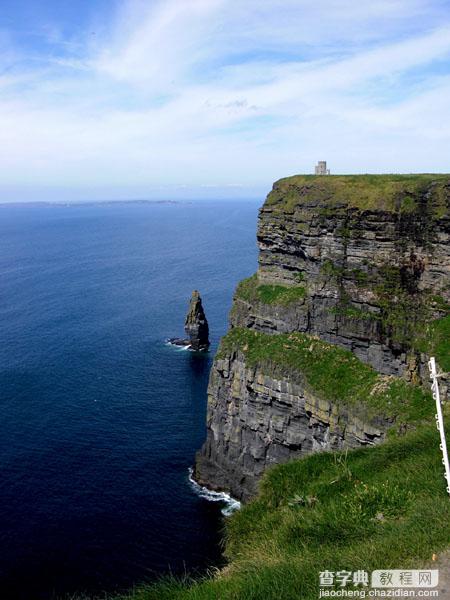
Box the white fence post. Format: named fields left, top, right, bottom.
left=428, top=357, right=450, bottom=497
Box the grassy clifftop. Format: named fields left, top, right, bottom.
left=107, top=420, right=450, bottom=600
left=265, top=174, right=449, bottom=216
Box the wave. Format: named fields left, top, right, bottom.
left=165, top=339, right=192, bottom=350
left=188, top=468, right=241, bottom=516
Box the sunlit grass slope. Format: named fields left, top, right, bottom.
left=266, top=174, right=449, bottom=216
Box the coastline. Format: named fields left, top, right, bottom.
left=188, top=468, right=241, bottom=517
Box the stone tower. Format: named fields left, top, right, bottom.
left=315, top=161, right=330, bottom=175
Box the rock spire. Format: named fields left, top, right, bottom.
left=184, top=290, right=209, bottom=351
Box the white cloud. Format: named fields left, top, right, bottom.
left=0, top=0, right=450, bottom=201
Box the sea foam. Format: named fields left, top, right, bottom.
left=188, top=468, right=241, bottom=516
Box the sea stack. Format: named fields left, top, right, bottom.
left=184, top=290, right=210, bottom=351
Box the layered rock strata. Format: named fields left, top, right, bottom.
left=195, top=350, right=393, bottom=501
left=195, top=175, right=450, bottom=500
left=232, top=176, right=450, bottom=379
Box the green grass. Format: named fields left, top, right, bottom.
left=90, top=420, right=450, bottom=600
left=265, top=174, right=449, bottom=216
left=257, top=285, right=306, bottom=305
left=414, top=314, right=450, bottom=372
left=218, top=328, right=433, bottom=424
left=235, top=274, right=306, bottom=306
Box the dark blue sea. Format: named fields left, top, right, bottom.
left=0, top=200, right=259, bottom=600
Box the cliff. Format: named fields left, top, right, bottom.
left=195, top=174, right=450, bottom=501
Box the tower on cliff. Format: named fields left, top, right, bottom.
left=315, top=161, right=330, bottom=175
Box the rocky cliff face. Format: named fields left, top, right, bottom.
left=195, top=175, right=450, bottom=501
left=195, top=349, right=393, bottom=501
left=232, top=176, right=449, bottom=379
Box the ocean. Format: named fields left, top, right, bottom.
left=0, top=200, right=259, bottom=600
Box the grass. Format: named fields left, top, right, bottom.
left=218, top=327, right=433, bottom=424
left=265, top=174, right=449, bottom=216
left=89, top=419, right=450, bottom=600
left=235, top=274, right=306, bottom=306
left=414, top=314, right=450, bottom=372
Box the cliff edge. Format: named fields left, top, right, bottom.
left=195, top=174, right=450, bottom=501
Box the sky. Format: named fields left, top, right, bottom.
left=1, top=0, right=450, bottom=202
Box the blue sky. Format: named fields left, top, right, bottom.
left=1, top=0, right=450, bottom=202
